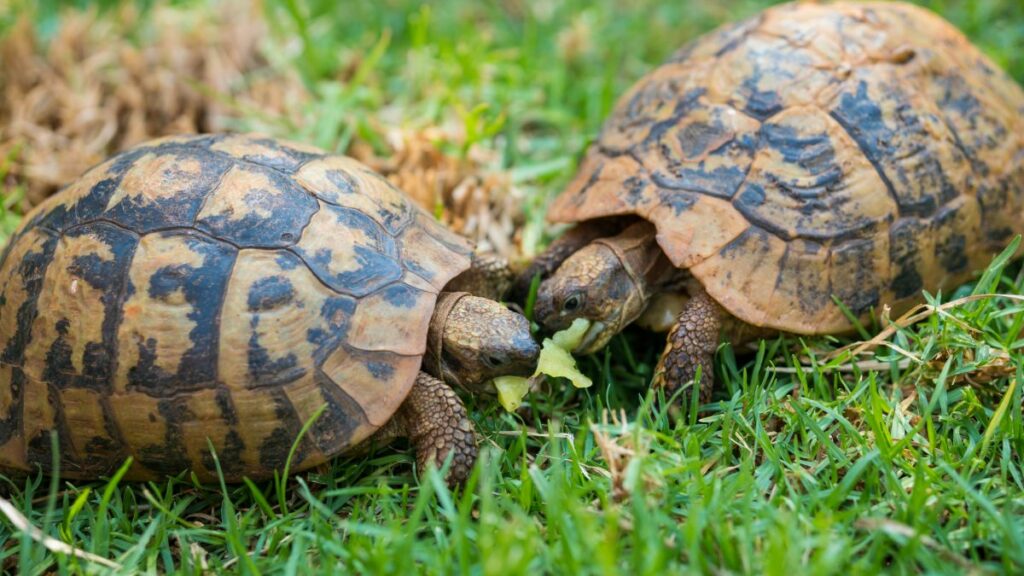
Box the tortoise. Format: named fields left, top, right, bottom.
left=515, top=1, right=1024, bottom=402
left=0, top=133, right=539, bottom=484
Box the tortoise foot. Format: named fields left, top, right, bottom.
left=653, top=289, right=722, bottom=405
left=400, top=372, right=478, bottom=486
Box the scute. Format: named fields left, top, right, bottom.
left=550, top=1, right=1024, bottom=333
left=827, top=71, right=970, bottom=218
left=732, top=105, right=896, bottom=242
left=0, top=134, right=474, bottom=480
left=208, top=134, right=324, bottom=173
left=21, top=222, right=138, bottom=393
left=347, top=282, right=435, bottom=355
left=218, top=249, right=356, bottom=392
left=114, top=230, right=237, bottom=397
left=294, top=155, right=416, bottom=235
left=293, top=204, right=404, bottom=297
left=195, top=164, right=319, bottom=248
left=707, top=24, right=837, bottom=119
left=103, top=147, right=233, bottom=233
left=644, top=101, right=761, bottom=199
left=597, top=64, right=710, bottom=154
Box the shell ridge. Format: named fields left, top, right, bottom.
left=595, top=143, right=635, bottom=158
left=98, top=394, right=128, bottom=462
left=1, top=231, right=60, bottom=367
left=414, top=212, right=474, bottom=256
left=307, top=188, right=416, bottom=238
left=825, top=108, right=902, bottom=214
left=200, top=144, right=324, bottom=190
left=0, top=233, right=17, bottom=271
left=62, top=217, right=140, bottom=239
left=280, top=245, right=357, bottom=298
left=71, top=219, right=248, bottom=250
left=261, top=387, right=311, bottom=470
left=291, top=201, right=321, bottom=246
left=210, top=241, right=241, bottom=392
left=308, top=365, right=371, bottom=453
left=762, top=242, right=800, bottom=328
left=46, top=381, right=79, bottom=467
left=938, top=115, right=985, bottom=181
left=0, top=366, right=25, bottom=450
left=343, top=340, right=425, bottom=359
left=94, top=225, right=141, bottom=404
left=712, top=13, right=765, bottom=59
left=189, top=154, right=241, bottom=228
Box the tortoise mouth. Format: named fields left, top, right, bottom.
left=574, top=321, right=609, bottom=355
left=440, top=362, right=466, bottom=393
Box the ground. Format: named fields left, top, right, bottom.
left=0, top=0, right=1023, bottom=573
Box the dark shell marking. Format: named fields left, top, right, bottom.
left=0, top=134, right=473, bottom=481
left=550, top=1, right=1024, bottom=334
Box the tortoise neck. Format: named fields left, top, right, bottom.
left=425, top=291, right=470, bottom=381
left=593, top=221, right=670, bottom=302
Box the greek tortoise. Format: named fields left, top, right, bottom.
left=515, top=1, right=1024, bottom=402
left=0, top=134, right=539, bottom=484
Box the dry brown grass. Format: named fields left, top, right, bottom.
left=0, top=2, right=306, bottom=208
left=0, top=3, right=524, bottom=259
left=351, top=127, right=523, bottom=259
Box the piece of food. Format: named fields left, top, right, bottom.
left=494, top=376, right=532, bottom=411
left=552, top=317, right=591, bottom=350
left=534, top=337, right=593, bottom=389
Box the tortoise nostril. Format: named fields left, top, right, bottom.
left=527, top=342, right=541, bottom=361
left=518, top=336, right=541, bottom=361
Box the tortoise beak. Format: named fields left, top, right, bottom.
left=573, top=320, right=608, bottom=355
left=512, top=333, right=541, bottom=375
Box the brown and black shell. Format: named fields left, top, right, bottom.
left=0, top=134, right=473, bottom=481
left=549, top=1, right=1024, bottom=333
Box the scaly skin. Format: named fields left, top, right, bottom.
left=509, top=218, right=627, bottom=302
left=366, top=372, right=477, bottom=485
left=446, top=252, right=515, bottom=301
left=374, top=292, right=538, bottom=486
left=651, top=290, right=722, bottom=404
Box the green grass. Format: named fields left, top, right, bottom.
left=2, top=0, right=1024, bottom=573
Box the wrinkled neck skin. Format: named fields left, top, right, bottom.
left=424, top=292, right=467, bottom=385
left=591, top=221, right=672, bottom=327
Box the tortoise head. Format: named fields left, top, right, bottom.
left=426, top=294, right=539, bottom=393
left=533, top=241, right=648, bottom=355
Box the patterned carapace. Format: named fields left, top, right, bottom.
left=550, top=1, right=1024, bottom=333
left=0, top=134, right=473, bottom=481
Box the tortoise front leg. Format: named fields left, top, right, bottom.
left=382, top=372, right=478, bottom=485
left=652, top=289, right=723, bottom=404
left=509, top=219, right=625, bottom=302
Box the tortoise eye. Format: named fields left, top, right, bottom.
left=562, top=293, right=582, bottom=312
left=484, top=355, right=506, bottom=368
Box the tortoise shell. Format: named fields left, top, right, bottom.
left=550, top=1, right=1024, bottom=333
left=0, top=134, right=473, bottom=481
